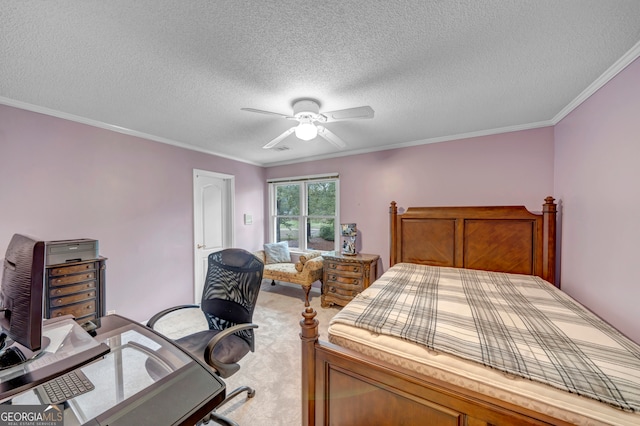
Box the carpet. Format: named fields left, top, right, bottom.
left=152, top=281, right=341, bottom=425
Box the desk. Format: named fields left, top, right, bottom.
left=8, top=315, right=225, bottom=425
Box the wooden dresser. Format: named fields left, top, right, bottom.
left=322, top=252, right=379, bottom=308
left=45, top=257, right=106, bottom=326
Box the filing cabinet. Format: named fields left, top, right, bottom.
left=45, top=257, right=106, bottom=325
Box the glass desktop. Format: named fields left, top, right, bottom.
left=0, top=317, right=110, bottom=402
left=8, top=315, right=225, bottom=425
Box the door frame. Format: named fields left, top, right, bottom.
left=193, top=169, right=235, bottom=303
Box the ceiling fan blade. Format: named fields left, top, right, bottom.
left=317, top=126, right=347, bottom=150
left=241, top=108, right=294, bottom=119
left=263, top=127, right=295, bottom=149
left=322, top=106, right=374, bottom=122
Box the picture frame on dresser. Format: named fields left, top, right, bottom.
left=340, top=223, right=358, bottom=256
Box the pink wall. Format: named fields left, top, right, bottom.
left=554, top=57, right=640, bottom=343
left=267, top=127, right=555, bottom=271
left=0, top=105, right=266, bottom=322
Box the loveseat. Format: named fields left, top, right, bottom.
left=254, top=247, right=324, bottom=292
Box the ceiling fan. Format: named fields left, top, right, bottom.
left=241, top=99, right=374, bottom=150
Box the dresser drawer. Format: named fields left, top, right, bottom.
left=326, top=261, right=363, bottom=275
left=49, top=271, right=96, bottom=287
left=49, top=262, right=95, bottom=277
left=50, top=290, right=97, bottom=307
left=326, top=273, right=362, bottom=286
left=49, top=281, right=96, bottom=297
left=50, top=300, right=96, bottom=319
left=325, top=283, right=359, bottom=298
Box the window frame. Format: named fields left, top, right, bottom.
left=268, top=174, right=340, bottom=253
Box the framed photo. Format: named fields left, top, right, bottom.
left=341, top=223, right=357, bottom=237
left=341, top=223, right=357, bottom=255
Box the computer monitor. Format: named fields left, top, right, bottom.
left=0, top=234, right=47, bottom=369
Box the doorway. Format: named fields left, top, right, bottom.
left=193, top=169, right=235, bottom=303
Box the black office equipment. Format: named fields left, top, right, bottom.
left=0, top=234, right=47, bottom=368
left=45, top=239, right=98, bottom=266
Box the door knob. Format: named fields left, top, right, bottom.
left=197, top=244, right=206, bottom=249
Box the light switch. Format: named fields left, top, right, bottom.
left=244, top=214, right=253, bottom=225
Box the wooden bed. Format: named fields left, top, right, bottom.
left=299, top=197, right=640, bottom=425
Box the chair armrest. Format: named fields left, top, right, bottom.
left=302, top=256, right=323, bottom=272
left=253, top=250, right=266, bottom=263
left=146, top=304, right=200, bottom=329
left=204, top=323, right=259, bottom=377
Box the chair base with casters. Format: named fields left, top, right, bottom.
left=198, top=411, right=238, bottom=426
left=198, top=385, right=255, bottom=426
left=147, top=306, right=257, bottom=425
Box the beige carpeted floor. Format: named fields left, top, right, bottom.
left=152, top=281, right=341, bottom=426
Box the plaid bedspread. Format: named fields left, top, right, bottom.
left=330, top=263, right=640, bottom=412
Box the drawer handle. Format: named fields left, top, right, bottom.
left=55, top=289, right=62, bottom=295
left=56, top=312, right=63, bottom=317
left=330, top=287, right=336, bottom=293
left=57, top=299, right=62, bottom=304
left=330, top=264, right=336, bottom=269
left=352, top=267, right=358, bottom=272
left=86, top=305, right=92, bottom=310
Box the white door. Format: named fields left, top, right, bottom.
left=193, top=169, right=234, bottom=303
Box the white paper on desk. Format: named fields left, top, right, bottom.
left=43, top=323, right=73, bottom=353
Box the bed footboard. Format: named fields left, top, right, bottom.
left=300, top=288, right=571, bottom=426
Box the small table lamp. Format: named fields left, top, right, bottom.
left=341, top=223, right=357, bottom=255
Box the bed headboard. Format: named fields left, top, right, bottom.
left=389, top=197, right=557, bottom=285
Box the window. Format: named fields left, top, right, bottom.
left=268, top=175, right=339, bottom=252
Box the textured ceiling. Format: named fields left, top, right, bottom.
left=2, top=1, right=640, bottom=166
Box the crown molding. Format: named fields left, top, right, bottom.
left=0, top=97, right=262, bottom=167
left=552, top=40, right=640, bottom=124
left=263, top=120, right=553, bottom=167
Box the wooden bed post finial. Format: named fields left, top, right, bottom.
left=300, top=284, right=317, bottom=327
left=544, top=196, right=556, bottom=208
left=390, top=201, right=398, bottom=267
left=542, top=196, right=557, bottom=286
left=300, top=284, right=318, bottom=426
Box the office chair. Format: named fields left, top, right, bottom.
left=147, top=248, right=264, bottom=426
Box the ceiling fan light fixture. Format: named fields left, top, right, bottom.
left=294, top=121, right=317, bottom=140
left=242, top=99, right=373, bottom=149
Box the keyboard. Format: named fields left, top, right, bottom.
left=36, top=369, right=95, bottom=404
